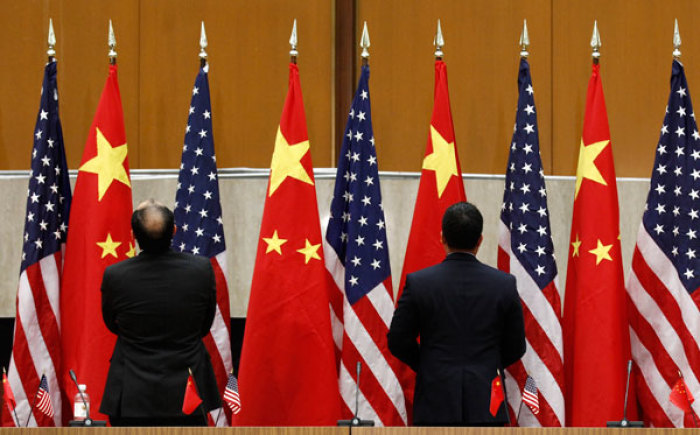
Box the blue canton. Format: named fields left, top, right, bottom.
left=326, top=65, right=390, bottom=305
left=172, top=64, right=226, bottom=257
left=643, top=60, right=700, bottom=292
left=21, top=61, right=72, bottom=272
left=500, top=58, right=557, bottom=288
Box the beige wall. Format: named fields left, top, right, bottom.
left=0, top=171, right=648, bottom=318
left=2, top=1, right=700, bottom=176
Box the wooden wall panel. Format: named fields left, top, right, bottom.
left=138, top=0, right=334, bottom=170
left=0, top=1, right=139, bottom=170
left=552, top=0, right=700, bottom=177
left=356, top=0, right=553, bottom=175
left=0, top=1, right=140, bottom=170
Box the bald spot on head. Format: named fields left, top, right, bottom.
left=136, top=200, right=168, bottom=240
left=132, top=199, right=175, bottom=254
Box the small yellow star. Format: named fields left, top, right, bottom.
left=571, top=234, right=582, bottom=257
left=422, top=125, right=459, bottom=198
left=588, top=239, right=613, bottom=265
left=297, top=239, right=321, bottom=264
left=125, top=242, right=136, bottom=258
left=79, top=127, right=131, bottom=201
left=97, top=233, right=121, bottom=259
left=575, top=138, right=609, bottom=199
left=263, top=230, right=287, bottom=255
left=268, top=127, right=313, bottom=196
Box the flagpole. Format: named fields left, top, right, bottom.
left=434, top=19, right=444, bottom=61
left=108, top=19, right=117, bottom=65
left=289, top=19, right=298, bottom=65
left=590, top=20, right=601, bottom=65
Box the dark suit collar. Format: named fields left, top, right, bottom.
left=444, top=252, right=479, bottom=263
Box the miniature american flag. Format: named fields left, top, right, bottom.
left=522, top=375, right=540, bottom=415
left=223, top=373, right=240, bottom=414
left=35, top=375, right=53, bottom=419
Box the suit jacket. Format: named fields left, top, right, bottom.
left=388, top=252, right=525, bottom=426
left=100, top=250, right=221, bottom=418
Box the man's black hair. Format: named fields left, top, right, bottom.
left=131, top=200, right=175, bottom=254
left=441, top=202, right=483, bottom=251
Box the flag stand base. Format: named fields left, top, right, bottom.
left=606, top=419, right=643, bottom=428
left=337, top=417, right=374, bottom=427
left=68, top=418, right=107, bottom=427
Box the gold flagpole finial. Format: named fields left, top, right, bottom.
left=673, top=19, right=682, bottom=59
left=434, top=19, right=444, bottom=59
left=108, top=19, right=117, bottom=64
left=590, top=20, right=601, bottom=63
left=47, top=18, right=56, bottom=61
left=289, top=19, right=298, bottom=63
left=519, top=19, right=530, bottom=58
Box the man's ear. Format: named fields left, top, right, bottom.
left=474, top=235, right=484, bottom=254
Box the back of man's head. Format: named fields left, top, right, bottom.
left=442, top=202, right=483, bottom=251
left=131, top=199, right=175, bottom=254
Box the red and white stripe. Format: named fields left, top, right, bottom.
left=628, top=225, right=700, bottom=427
left=203, top=252, right=233, bottom=426
left=498, top=222, right=565, bottom=427
left=7, top=253, right=62, bottom=427
left=324, top=242, right=408, bottom=426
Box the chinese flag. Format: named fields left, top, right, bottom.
left=2, top=371, right=16, bottom=427
left=182, top=374, right=202, bottom=415
left=490, top=374, right=505, bottom=417
left=670, top=377, right=695, bottom=413
left=60, top=64, right=134, bottom=423
left=232, top=63, right=340, bottom=425
left=563, top=62, right=635, bottom=426
left=398, top=60, right=466, bottom=296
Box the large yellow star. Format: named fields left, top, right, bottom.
left=571, top=234, right=582, bottom=257
left=575, top=138, right=609, bottom=199
left=297, top=239, right=321, bottom=264
left=97, top=233, right=121, bottom=259
left=422, top=125, right=459, bottom=198
left=588, top=239, right=613, bottom=265
left=79, top=127, right=131, bottom=201
left=263, top=230, right=287, bottom=255
left=268, top=127, right=313, bottom=196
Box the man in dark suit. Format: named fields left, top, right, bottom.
left=100, top=199, right=221, bottom=426
left=388, top=202, right=526, bottom=426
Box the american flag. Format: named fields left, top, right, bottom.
left=35, top=375, right=53, bottom=419
left=172, top=63, right=232, bottom=424
left=324, top=64, right=407, bottom=425
left=223, top=372, right=240, bottom=414
left=497, top=58, right=564, bottom=427
left=627, top=59, right=700, bottom=427
left=522, top=375, right=540, bottom=415
left=6, top=61, right=70, bottom=427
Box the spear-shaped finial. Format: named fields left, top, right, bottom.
left=199, top=21, right=208, bottom=62
left=360, top=21, right=370, bottom=62
left=47, top=18, right=56, bottom=60
left=108, top=20, right=117, bottom=64
left=289, top=19, right=298, bottom=63
left=519, top=19, right=529, bottom=58
left=673, top=18, right=682, bottom=59
left=434, top=19, right=444, bottom=59
left=590, top=20, right=601, bottom=62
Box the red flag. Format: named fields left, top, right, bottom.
left=2, top=372, right=16, bottom=427
left=182, top=374, right=202, bottom=415
left=563, top=62, right=636, bottom=426
left=670, top=377, right=695, bottom=413
left=233, top=63, right=340, bottom=425
left=398, top=60, right=466, bottom=296
left=490, top=374, right=505, bottom=416
left=60, top=64, right=134, bottom=423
